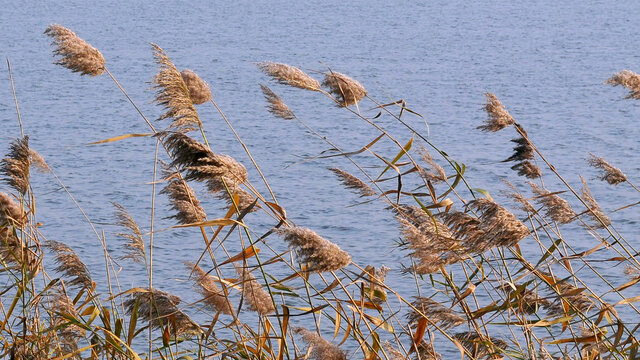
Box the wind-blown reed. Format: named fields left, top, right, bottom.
left=44, top=24, right=105, bottom=76
left=180, top=69, right=212, bottom=105
left=277, top=227, right=351, bottom=272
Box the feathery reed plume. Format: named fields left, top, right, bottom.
left=479, top=93, right=515, bottom=132
left=215, top=186, right=259, bottom=213
left=44, top=24, right=105, bottom=76
left=528, top=182, right=576, bottom=224
left=543, top=278, right=593, bottom=317
left=512, top=160, right=542, bottom=179
left=29, top=149, right=50, bottom=172
left=0, top=191, right=26, bottom=227
left=113, top=202, right=145, bottom=263
left=277, top=227, right=351, bottom=272
left=466, top=198, right=530, bottom=248
left=322, top=71, right=367, bottom=107
left=408, top=297, right=465, bottom=329
left=161, top=176, right=207, bottom=225
left=257, top=62, right=321, bottom=91
left=0, top=228, right=39, bottom=274
left=124, top=288, right=197, bottom=334
left=45, top=240, right=92, bottom=289
left=235, top=265, right=275, bottom=315
left=605, top=70, right=640, bottom=99
left=502, top=181, right=535, bottom=213
left=162, top=132, right=248, bottom=187
left=439, top=211, right=488, bottom=253
left=185, top=261, right=234, bottom=316
left=2, top=136, right=31, bottom=195
left=417, top=146, right=447, bottom=183
left=152, top=44, right=201, bottom=131
left=294, top=327, right=347, bottom=360
left=260, top=84, right=295, bottom=120
left=580, top=176, right=610, bottom=228
left=414, top=341, right=442, bottom=360
left=180, top=69, right=212, bottom=104
left=453, top=332, right=507, bottom=359
left=49, top=289, right=84, bottom=356
left=588, top=154, right=626, bottom=185
left=624, top=265, right=640, bottom=279
left=383, top=342, right=408, bottom=360
left=505, top=128, right=541, bottom=178
left=329, top=167, right=375, bottom=197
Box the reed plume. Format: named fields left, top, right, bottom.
left=160, top=176, right=207, bottom=225
left=329, top=167, right=375, bottom=197
left=588, top=154, right=626, bottom=185
left=44, top=24, right=105, bottom=76
left=502, top=181, right=535, bottom=213
left=0, top=228, right=40, bottom=274
left=294, top=327, right=347, bottom=360
left=606, top=70, right=640, bottom=99
left=453, top=332, right=507, bottom=359
left=113, top=202, right=145, bottom=263
left=322, top=71, right=367, bottom=107
left=624, top=265, right=640, bottom=279
left=466, top=198, right=530, bottom=248
left=152, top=44, right=201, bottom=131
left=124, top=288, right=197, bottom=334
left=529, top=182, right=576, bottom=224
left=277, top=227, right=351, bottom=272
left=500, top=283, right=549, bottom=314
left=49, top=289, right=84, bottom=356
left=2, top=136, right=31, bottom=195
left=29, top=149, right=50, bottom=172
left=506, top=128, right=541, bottom=178
left=44, top=240, right=92, bottom=289
left=0, top=191, right=26, bottom=227
left=185, top=261, right=234, bottom=316
left=180, top=69, right=212, bottom=104
left=408, top=297, right=465, bottom=329
left=383, top=342, right=408, bottom=360
left=512, top=160, right=542, bottom=179
left=439, top=211, right=488, bottom=253
left=414, top=341, right=442, bottom=360
left=543, top=278, right=593, bottom=317
left=261, top=84, right=295, bottom=120
left=479, top=93, right=514, bottom=132
left=257, top=62, right=321, bottom=91
left=417, top=146, right=447, bottom=183
left=580, top=176, right=610, bottom=228
left=235, top=265, right=275, bottom=315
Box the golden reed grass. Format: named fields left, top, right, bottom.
left=294, top=327, right=346, bottom=360
left=180, top=69, right=212, bottom=105
left=408, top=297, right=465, bottom=329
left=258, top=62, right=321, bottom=91
left=2, top=136, right=31, bottom=195
left=322, top=71, right=367, bottom=107
left=124, top=289, right=197, bottom=335
left=478, top=93, right=514, bottom=132
left=329, top=167, right=375, bottom=197
left=529, top=181, right=577, bottom=224
left=113, top=202, right=145, bottom=263
left=588, top=153, right=627, bottom=185
left=45, top=24, right=105, bottom=76
left=260, top=84, right=295, bottom=120
left=185, top=261, right=235, bottom=316
left=235, top=265, right=275, bottom=315
left=44, top=240, right=93, bottom=289
left=606, top=70, right=640, bottom=99
left=277, top=227, right=351, bottom=272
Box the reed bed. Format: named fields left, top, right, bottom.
left=0, top=24, right=639, bottom=360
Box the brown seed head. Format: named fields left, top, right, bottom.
left=213, top=183, right=259, bottom=213
left=0, top=228, right=40, bottom=275
left=124, top=288, right=197, bottom=335
left=329, top=167, right=375, bottom=197
left=606, top=70, right=640, bottom=99
left=417, top=146, right=447, bottom=183
left=180, top=69, right=212, bottom=105
left=185, top=261, right=234, bottom=316
left=45, top=240, right=92, bottom=289
left=543, top=278, right=593, bottom=317
left=466, top=198, right=530, bottom=248
left=235, top=265, right=276, bottom=315
left=408, top=297, right=465, bottom=329
left=511, top=160, right=542, bottom=178
left=260, top=84, right=295, bottom=120
left=113, top=202, right=145, bottom=263
left=152, top=44, right=201, bottom=131
left=29, top=149, right=50, bottom=172
left=322, top=71, right=367, bottom=107
left=49, top=289, right=84, bottom=355
left=588, top=153, right=626, bottom=185
left=528, top=182, right=576, bottom=224
left=479, top=93, right=514, bottom=132
left=0, top=192, right=26, bottom=227
left=453, top=332, right=507, bottom=359
left=257, top=62, right=321, bottom=91
left=45, top=24, right=105, bottom=76
left=580, top=176, right=610, bottom=228
left=2, top=136, right=31, bottom=195
left=160, top=176, right=207, bottom=225
left=294, top=327, right=347, bottom=360
left=277, top=227, right=351, bottom=272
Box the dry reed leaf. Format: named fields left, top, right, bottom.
left=606, top=70, right=640, bottom=99
left=323, top=71, right=367, bottom=107
left=329, top=167, right=375, bottom=197
left=257, top=62, right=320, bottom=91
left=45, top=24, right=105, bottom=76
left=260, top=84, right=295, bottom=120
left=89, top=133, right=152, bottom=145
left=588, top=153, right=626, bottom=185
left=180, top=69, right=212, bottom=104
left=277, top=227, right=351, bottom=272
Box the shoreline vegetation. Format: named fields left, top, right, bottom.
left=1, top=24, right=640, bottom=359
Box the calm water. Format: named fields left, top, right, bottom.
left=2, top=0, right=640, bottom=357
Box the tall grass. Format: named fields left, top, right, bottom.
left=1, top=24, right=639, bottom=359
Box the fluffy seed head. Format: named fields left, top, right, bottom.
left=277, top=227, right=351, bottom=272
left=511, top=160, right=542, bottom=179
left=294, top=327, right=347, bottom=360
left=466, top=198, right=530, bottom=249
left=29, top=149, right=50, bottom=172
left=180, top=69, right=212, bottom=104
left=258, top=62, right=321, bottom=91
left=479, top=93, right=514, bottom=132
left=0, top=192, right=26, bottom=227
left=49, top=289, right=84, bottom=355
left=45, top=240, right=92, bottom=289
left=417, top=146, right=447, bottom=183
left=606, top=70, right=640, bottom=99
left=2, top=136, right=31, bottom=195
left=529, top=182, right=576, bottom=224
left=260, top=84, right=295, bottom=120
left=185, top=262, right=234, bottom=316
left=45, top=24, right=105, bottom=76
left=408, top=297, right=465, bottom=329
left=152, top=44, right=201, bottom=131
left=235, top=265, right=275, bottom=315
left=580, top=176, right=610, bottom=228
left=113, top=202, right=145, bottom=263
left=214, top=184, right=259, bottom=213
left=588, top=154, right=626, bottom=185
left=453, top=332, right=507, bottom=359
left=329, top=167, right=375, bottom=197
left=322, top=71, right=367, bottom=107
left=124, top=288, right=197, bottom=335
left=0, top=228, right=40, bottom=275
left=161, top=176, right=207, bottom=225
left=543, top=278, right=593, bottom=317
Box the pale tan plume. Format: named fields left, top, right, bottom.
left=257, top=62, right=321, bottom=91
left=185, top=261, right=234, bottom=316
left=606, top=70, right=640, bottom=99
left=479, top=93, right=514, bottom=132
left=180, top=69, right=212, bottom=105
left=294, top=327, right=347, bottom=360
left=588, top=153, right=626, bottom=185
left=329, top=167, right=375, bottom=197
left=260, top=84, right=295, bottom=120
left=235, top=265, right=275, bottom=315
left=45, top=24, right=105, bottom=76
left=322, top=71, right=367, bottom=107
left=45, top=240, right=92, bottom=289
left=277, top=227, right=351, bottom=272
